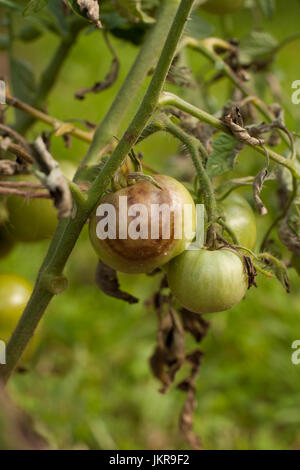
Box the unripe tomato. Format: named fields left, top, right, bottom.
left=89, top=175, right=196, bottom=274
left=201, top=0, right=244, bottom=15
left=220, top=192, right=257, bottom=250
left=0, top=274, right=37, bottom=360
left=7, top=175, right=58, bottom=243
left=167, top=248, right=248, bottom=314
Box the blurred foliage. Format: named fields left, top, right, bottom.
left=1, top=0, right=300, bottom=450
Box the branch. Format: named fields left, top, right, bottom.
left=156, top=116, right=217, bottom=245
left=158, top=92, right=300, bottom=180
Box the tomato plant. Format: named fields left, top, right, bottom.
left=89, top=175, right=196, bottom=274
left=0, top=0, right=300, bottom=452
left=166, top=248, right=248, bottom=314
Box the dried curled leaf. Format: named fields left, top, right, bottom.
left=224, top=107, right=264, bottom=146
left=150, top=308, right=186, bottom=393
left=179, top=308, right=210, bottom=343
left=32, top=137, right=73, bottom=219
left=243, top=255, right=257, bottom=289
left=0, top=159, right=28, bottom=176
left=278, top=216, right=300, bottom=255
left=256, top=252, right=290, bottom=292
left=75, top=57, right=119, bottom=100
left=178, top=350, right=203, bottom=451
left=95, top=260, right=139, bottom=304
left=253, top=148, right=269, bottom=215
left=67, top=0, right=102, bottom=28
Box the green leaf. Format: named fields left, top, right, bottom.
left=23, top=0, right=50, bottom=16
left=0, top=0, right=21, bottom=10
left=10, top=57, right=37, bottom=123
left=113, top=0, right=155, bottom=24
left=206, top=134, right=240, bottom=177
left=256, top=0, right=275, bottom=19
left=184, top=11, right=214, bottom=40
left=239, top=31, right=278, bottom=64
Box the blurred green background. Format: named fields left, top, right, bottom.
left=1, top=0, right=300, bottom=450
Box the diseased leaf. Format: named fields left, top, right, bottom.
left=206, top=134, right=240, bottom=177
left=150, top=308, right=186, bottom=393
left=253, top=165, right=268, bottom=215
left=278, top=196, right=300, bottom=255
left=179, top=308, right=210, bottom=343
left=23, top=0, right=49, bottom=16
left=256, top=253, right=290, bottom=293
left=67, top=0, right=102, bottom=28
left=184, top=11, right=214, bottom=40
left=239, top=31, right=278, bottom=64
left=95, top=260, right=139, bottom=304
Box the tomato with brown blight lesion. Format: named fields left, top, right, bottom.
left=89, top=175, right=196, bottom=274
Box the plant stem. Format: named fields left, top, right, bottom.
left=7, top=95, right=94, bottom=143
left=158, top=116, right=217, bottom=242
left=186, top=37, right=292, bottom=150
left=81, top=0, right=180, bottom=167
left=158, top=92, right=300, bottom=180
left=0, top=0, right=195, bottom=384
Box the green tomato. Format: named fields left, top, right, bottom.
left=167, top=248, right=248, bottom=314
left=220, top=192, right=257, bottom=250
left=6, top=174, right=58, bottom=243
left=201, top=0, right=244, bottom=14
left=89, top=175, right=196, bottom=274
left=0, top=273, right=38, bottom=360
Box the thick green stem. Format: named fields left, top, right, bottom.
left=0, top=0, right=195, bottom=384
left=82, top=0, right=180, bottom=166
left=86, top=0, right=195, bottom=203
left=161, top=117, right=217, bottom=239
left=158, top=92, right=300, bottom=180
